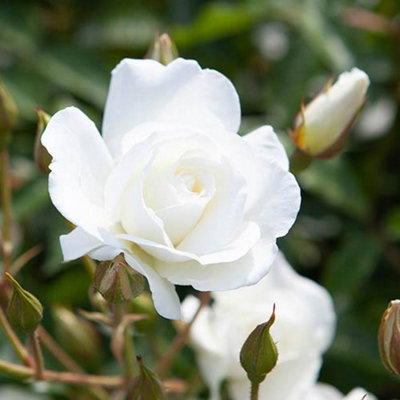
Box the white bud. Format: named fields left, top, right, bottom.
left=291, top=68, right=370, bottom=158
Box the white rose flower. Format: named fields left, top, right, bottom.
left=182, top=252, right=335, bottom=400
left=41, top=58, right=300, bottom=319
left=303, top=383, right=377, bottom=400
left=291, top=68, right=369, bottom=158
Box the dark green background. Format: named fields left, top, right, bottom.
left=0, top=0, right=400, bottom=398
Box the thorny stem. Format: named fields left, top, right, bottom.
left=250, top=382, right=260, bottom=400
left=0, top=306, right=32, bottom=366
left=28, top=331, right=45, bottom=380
left=0, top=149, right=12, bottom=272
left=156, top=292, right=210, bottom=377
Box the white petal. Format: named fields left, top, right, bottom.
left=155, top=238, right=278, bottom=291
left=102, top=58, right=241, bottom=156
left=41, top=107, right=113, bottom=236
left=124, top=253, right=181, bottom=320
left=60, top=227, right=103, bottom=262
left=118, top=222, right=260, bottom=265
left=250, top=161, right=301, bottom=238
left=177, top=157, right=247, bottom=254
left=244, top=125, right=289, bottom=170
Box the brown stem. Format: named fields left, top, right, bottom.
left=0, top=357, right=123, bottom=387
left=28, top=331, right=44, bottom=380
left=37, top=327, right=110, bottom=400
left=37, top=326, right=83, bottom=373
left=156, top=292, right=210, bottom=377
left=0, top=149, right=12, bottom=272
left=0, top=307, right=32, bottom=366
left=250, top=382, right=259, bottom=400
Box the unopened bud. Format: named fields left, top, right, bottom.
left=0, top=81, right=18, bottom=148
left=94, top=253, right=145, bottom=304
left=34, top=107, right=52, bottom=173
left=240, top=305, right=278, bottom=385
left=129, top=356, right=166, bottom=400
left=146, top=32, right=179, bottom=65
left=5, top=273, right=43, bottom=333
left=52, top=306, right=101, bottom=369
left=378, top=300, right=400, bottom=376
left=290, top=68, right=369, bottom=159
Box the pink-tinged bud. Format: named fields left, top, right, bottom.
left=34, top=107, right=52, bottom=174
left=5, top=273, right=43, bottom=333
left=94, top=253, right=145, bottom=304
left=290, top=68, right=369, bottom=159
left=0, top=80, right=18, bottom=148
left=240, top=305, right=278, bottom=385
left=146, top=32, right=179, bottom=65
left=129, top=356, right=166, bottom=400
left=378, top=300, right=400, bottom=376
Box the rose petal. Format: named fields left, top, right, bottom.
left=102, top=58, right=241, bottom=156
left=118, top=221, right=260, bottom=265
left=41, top=107, right=113, bottom=236
left=155, top=238, right=278, bottom=291
left=244, top=125, right=289, bottom=171
left=250, top=161, right=301, bottom=238
left=177, top=156, right=248, bottom=255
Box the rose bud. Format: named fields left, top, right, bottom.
left=240, top=305, right=278, bottom=385
left=94, top=253, right=146, bottom=304
left=378, top=299, right=400, bottom=376
left=146, top=32, right=179, bottom=65
left=291, top=68, right=369, bottom=159
left=34, top=107, right=52, bottom=174
left=5, top=273, right=43, bottom=333
left=0, top=80, right=18, bottom=148
left=129, top=356, right=166, bottom=400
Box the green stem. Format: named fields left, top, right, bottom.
left=0, top=307, right=32, bottom=366
left=123, top=326, right=135, bottom=381
left=289, top=148, right=312, bottom=174
left=250, top=382, right=260, bottom=400
left=0, top=149, right=12, bottom=272
left=28, top=331, right=44, bottom=380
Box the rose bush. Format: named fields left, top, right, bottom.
left=41, top=58, right=300, bottom=319
left=182, top=252, right=336, bottom=400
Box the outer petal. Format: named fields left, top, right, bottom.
left=102, top=58, right=241, bottom=156
left=244, top=125, right=289, bottom=171
left=250, top=161, right=301, bottom=238
left=41, top=107, right=113, bottom=236
left=155, top=238, right=278, bottom=291
left=60, top=227, right=104, bottom=262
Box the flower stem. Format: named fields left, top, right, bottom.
left=0, top=149, right=13, bottom=272
left=123, top=326, right=135, bottom=381
left=0, top=357, right=123, bottom=387
left=37, top=325, right=82, bottom=373
left=0, top=306, right=32, bottom=366
left=156, top=292, right=210, bottom=377
left=250, top=382, right=260, bottom=400
left=28, top=331, right=45, bottom=380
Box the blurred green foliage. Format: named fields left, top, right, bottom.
left=1, top=0, right=400, bottom=399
